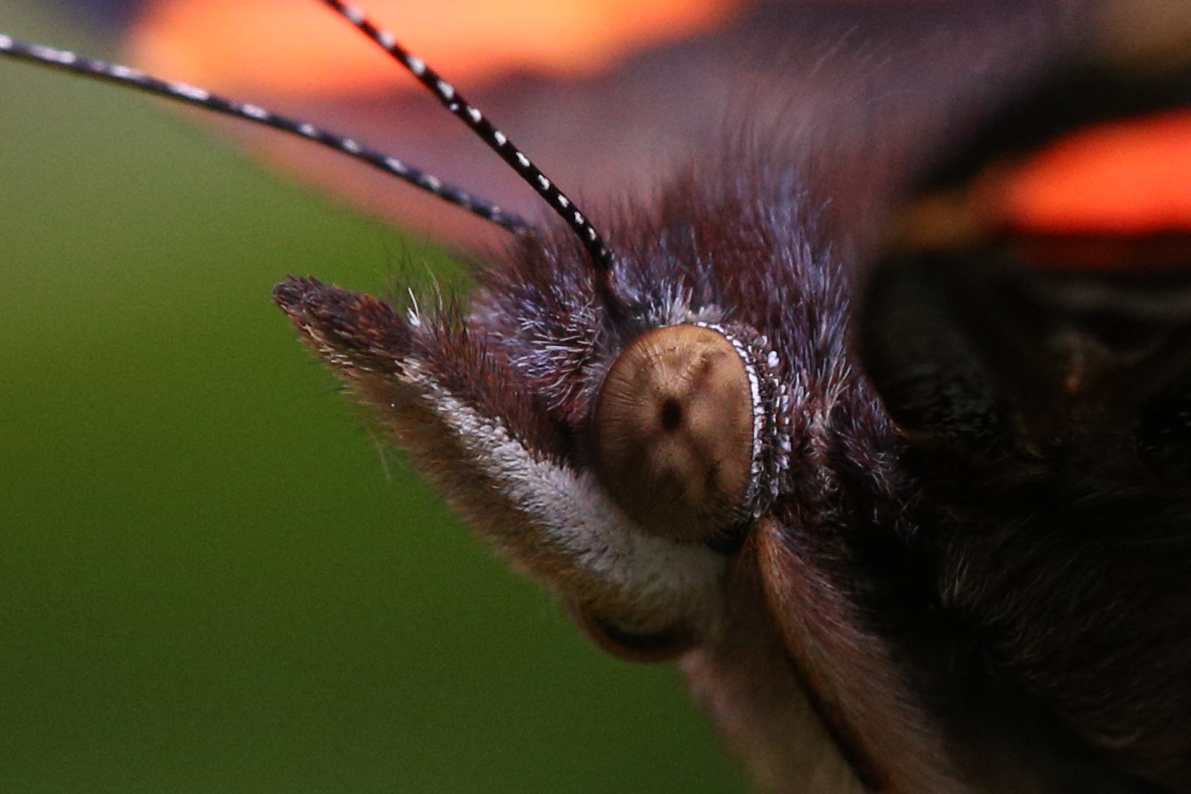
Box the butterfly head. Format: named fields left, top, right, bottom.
left=273, top=165, right=870, bottom=662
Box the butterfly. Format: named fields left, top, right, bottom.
left=3, top=1, right=1191, bottom=792
left=0, top=4, right=750, bottom=793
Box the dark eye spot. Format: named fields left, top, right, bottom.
left=660, top=398, right=683, bottom=431
left=594, top=324, right=756, bottom=542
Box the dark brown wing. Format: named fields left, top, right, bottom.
left=861, top=23, right=1191, bottom=791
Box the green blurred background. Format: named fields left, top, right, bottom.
left=0, top=2, right=748, bottom=791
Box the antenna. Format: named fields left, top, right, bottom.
left=0, top=34, right=530, bottom=234
left=314, top=0, right=624, bottom=315
left=0, top=1, right=627, bottom=316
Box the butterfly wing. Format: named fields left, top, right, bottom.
left=122, top=0, right=1082, bottom=249
left=861, top=24, right=1191, bottom=790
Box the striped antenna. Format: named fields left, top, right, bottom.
left=0, top=33, right=532, bottom=234
left=315, top=0, right=624, bottom=314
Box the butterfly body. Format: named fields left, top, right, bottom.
left=279, top=1, right=1191, bottom=786
left=276, top=72, right=1191, bottom=788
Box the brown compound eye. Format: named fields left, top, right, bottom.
left=594, top=324, right=757, bottom=543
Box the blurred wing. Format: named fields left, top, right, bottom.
left=123, top=0, right=1089, bottom=250
left=865, top=13, right=1191, bottom=455
left=861, top=11, right=1191, bottom=789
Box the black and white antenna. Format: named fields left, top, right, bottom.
left=0, top=2, right=625, bottom=314
left=314, top=1, right=616, bottom=276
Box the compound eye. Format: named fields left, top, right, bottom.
left=594, top=324, right=756, bottom=543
